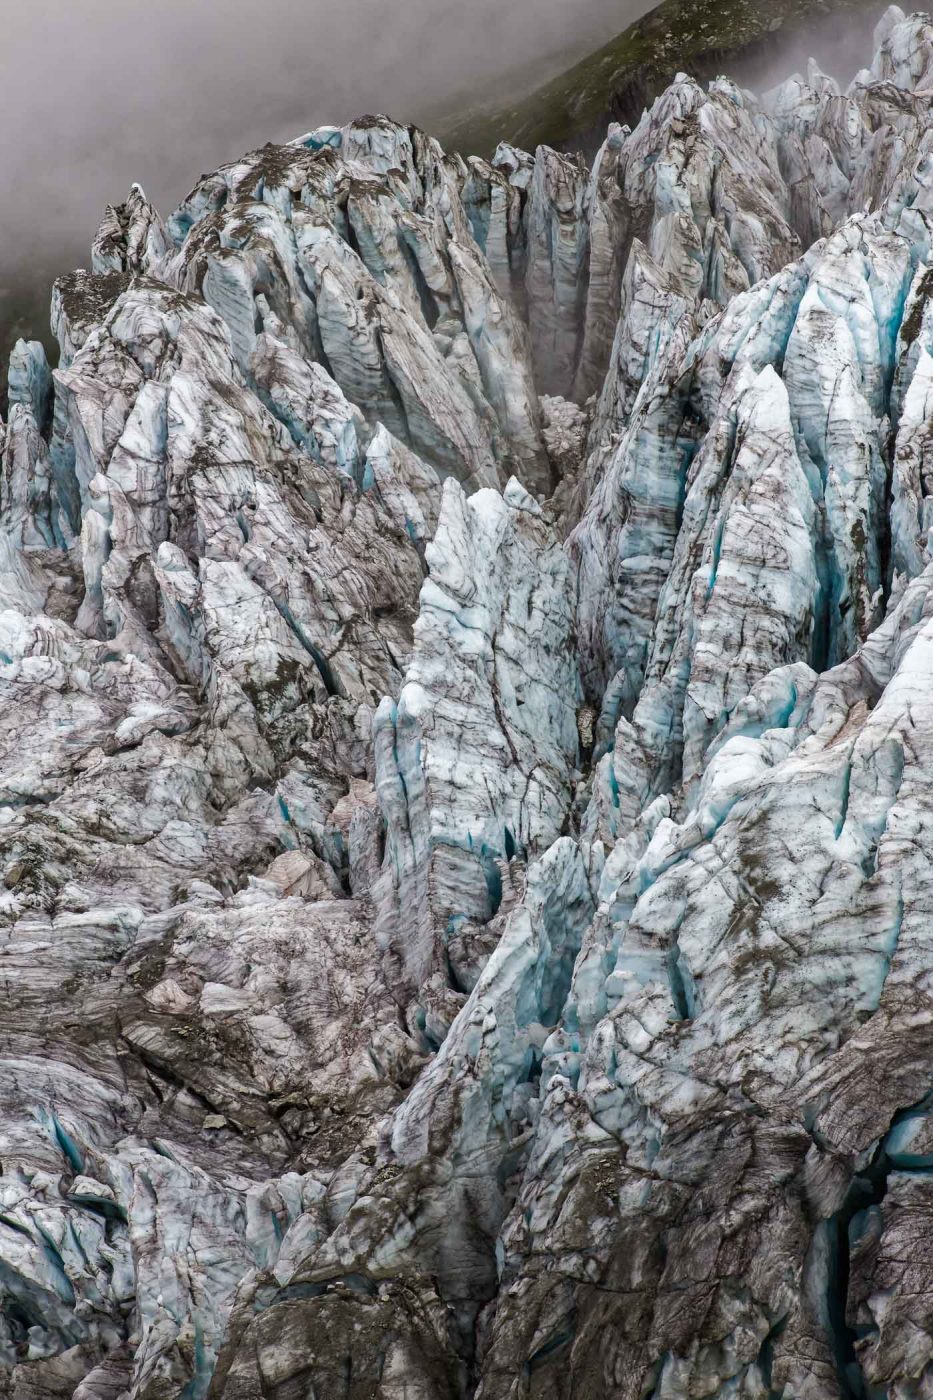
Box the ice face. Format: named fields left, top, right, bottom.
left=372, top=475, right=580, bottom=1009
left=0, top=7, right=932, bottom=1398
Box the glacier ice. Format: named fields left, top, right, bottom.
left=0, top=7, right=933, bottom=1398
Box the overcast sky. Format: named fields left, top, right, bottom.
left=1, top=0, right=655, bottom=294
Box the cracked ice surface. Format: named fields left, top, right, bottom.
left=1, top=7, right=933, bottom=1399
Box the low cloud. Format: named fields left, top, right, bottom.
left=0, top=0, right=889, bottom=350
left=0, top=0, right=648, bottom=296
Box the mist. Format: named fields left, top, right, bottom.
left=730, top=2, right=888, bottom=97
left=0, top=0, right=891, bottom=359
left=0, top=0, right=652, bottom=309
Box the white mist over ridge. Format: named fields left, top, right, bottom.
left=0, top=0, right=651, bottom=293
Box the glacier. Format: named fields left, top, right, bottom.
left=0, top=5, right=933, bottom=1397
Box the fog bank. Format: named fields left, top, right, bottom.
left=1, top=0, right=653, bottom=299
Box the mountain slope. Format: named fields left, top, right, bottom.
left=437, top=0, right=886, bottom=156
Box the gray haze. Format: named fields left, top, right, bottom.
left=0, top=0, right=889, bottom=347
left=731, top=3, right=887, bottom=95
left=0, top=0, right=650, bottom=302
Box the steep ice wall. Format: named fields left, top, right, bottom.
left=373, top=475, right=580, bottom=1012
